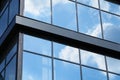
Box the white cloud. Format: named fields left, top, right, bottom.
left=81, top=50, right=106, bottom=70
left=100, top=0, right=110, bottom=11
left=90, top=0, right=98, bottom=8
left=59, top=46, right=79, bottom=63
left=24, top=0, right=68, bottom=17
left=87, top=23, right=113, bottom=37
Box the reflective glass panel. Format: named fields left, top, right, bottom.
left=107, top=57, right=120, bottom=74
left=52, top=0, right=77, bottom=31
left=23, top=34, right=51, bottom=56
left=77, top=0, right=99, bottom=8
left=5, top=55, right=16, bottom=80
left=82, top=66, right=107, bottom=80
left=6, top=44, right=17, bottom=63
left=9, top=0, right=19, bottom=24
left=53, top=42, right=79, bottom=63
left=78, top=4, right=102, bottom=38
left=81, top=50, right=106, bottom=70
left=101, top=12, right=120, bottom=44
left=0, top=7, right=8, bottom=37
left=109, top=73, right=120, bottom=80
left=0, top=60, right=5, bottom=72
left=22, top=52, right=52, bottom=80
left=24, top=0, right=51, bottom=23
left=100, top=0, right=120, bottom=16
left=54, top=60, right=81, bottom=80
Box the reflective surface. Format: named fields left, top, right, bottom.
left=81, top=50, right=106, bottom=70
left=22, top=52, right=52, bottom=80
left=107, top=57, right=120, bottom=74
left=5, top=55, right=16, bottom=80
left=24, top=34, right=51, bottom=56
left=53, top=0, right=77, bottom=31
left=78, top=4, right=101, bottom=37
left=77, top=0, right=99, bottom=8
left=102, top=12, right=120, bottom=44
left=82, top=66, right=107, bottom=80
left=22, top=34, right=120, bottom=80
left=54, top=60, right=81, bottom=80
left=24, top=0, right=51, bottom=23
left=100, top=0, right=120, bottom=16
left=0, top=7, right=8, bottom=37
left=53, top=42, right=79, bottom=63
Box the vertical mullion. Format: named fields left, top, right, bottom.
left=98, top=0, right=109, bottom=80
left=16, top=32, right=23, bottom=80
left=50, top=0, right=53, bottom=24
left=51, top=41, right=54, bottom=80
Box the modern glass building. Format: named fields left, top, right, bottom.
left=0, top=0, right=120, bottom=80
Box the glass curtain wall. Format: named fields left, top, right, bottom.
left=0, top=0, right=19, bottom=38
left=22, top=0, right=120, bottom=80
left=22, top=34, right=120, bottom=80
left=23, top=0, right=120, bottom=44
left=0, top=43, right=17, bottom=80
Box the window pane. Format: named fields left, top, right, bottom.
left=0, top=60, right=5, bottom=72
left=0, top=7, right=8, bottom=37
left=54, top=60, right=81, bottom=80
left=53, top=0, right=77, bottom=31
left=77, top=0, right=99, bottom=8
left=24, top=0, right=51, bottom=23
left=22, top=52, right=52, bottom=80
left=53, top=42, right=79, bottom=63
left=107, top=57, right=120, bottom=74
left=101, top=12, right=120, bottom=44
left=23, top=34, right=51, bottom=56
left=109, top=73, right=120, bottom=80
left=9, top=0, right=19, bottom=24
left=78, top=4, right=101, bottom=38
left=6, top=43, right=17, bottom=63
left=82, top=66, right=107, bottom=80
left=81, top=50, right=106, bottom=70
left=100, top=0, right=120, bottom=16
left=5, top=55, right=16, bottom=80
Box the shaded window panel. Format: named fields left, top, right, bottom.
left=0, top=7, right=8, bottom=37
left=53, top=42, right=79, bottom=63
left=23, top=34, right=51, bottom=56
left=101, top=12, right=120, bottom=44
left=78, top=4, right=102, bottom=38
left=109, top=73, right=120, bottom=80
left=6, top=43, right=17, bottom=64
left=81, top=50, right=106, bottom=70
left=100, top=0, right=120, bottom=16
left=5, top=55, right=16, bottom=80
left=1, top=71, right=4, bottom=79
left=22, top=52, right=52, bottom=80
left=52, top=0, right=77, bottom=31
left=24, top=0, right=51, bottom=23
left=77, top=0, right=99, bottom=8
left=54, top=59, right=81, bottom=80
left=0, top=60, right=5, bottom=72
left=107, top=57, right=120, bottom=74
left=9, top=0, right=19, bottom=24
left=82, top=66, right=107, bottom=80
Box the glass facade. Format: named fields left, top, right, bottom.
left=0, top=43, right=17, bottom=80
left=22, top=34, right=120, bottom=80
left=0, top=0, right=120, bottom=80
left=0, top=0, right=19, bottom=38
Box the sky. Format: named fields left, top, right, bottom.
left=22, top=0, right=120, bottom=80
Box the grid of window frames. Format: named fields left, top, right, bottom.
left=23, top=0, right=120, bottom=44
left=0, top=43, right=17, bottom=80
left=0, top=0, right=19, bottom=38
left=23, top=34, right=120, bottom=80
